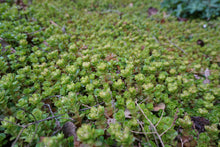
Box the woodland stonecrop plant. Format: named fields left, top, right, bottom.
left=107, top=123, right=134, bottom=146
left=1, top=0, right=220, bottom=146
left=77, top=124, right=104, bottom=146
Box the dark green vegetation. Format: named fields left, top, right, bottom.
left=161, top=0, right=220, bottom=19
left=0, top=0, right=219, bottom=146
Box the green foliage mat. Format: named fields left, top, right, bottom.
left=0, top=0, right=219, bottom=146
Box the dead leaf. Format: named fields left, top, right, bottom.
left=107, top=118, right=116, bottom=125
left=62, top=121, right=77, bottom=138
left=160, top=19, right=166, bottom=24
left=148, top=7, right=158, bottom=16
left=104, top=53, right=118, bottom=61
left=191, top=116, right=210, bottom=133
left=62, top=121, right=80, bottom=147
left=153, top=103, right=165, bottom=111
left=105, top=107, right=114, bottom=118
left=124, top=109, right=132, bottom=118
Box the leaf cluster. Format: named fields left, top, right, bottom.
left=161, top=0, right=220, bottom=19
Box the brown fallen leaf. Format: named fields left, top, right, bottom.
left=124, top=109, right=132, bottom=118
left=104, top=53, right=118, bottom=62
left=105, top=107, right=114, bottom=118
left=62, top=121, right=80, bottom=147
left=191, top=116, right=210, bottom=133
left=153, top=103, right=165, bottom=111
left=107, top=118, right=116, bottom=125
left=148, top=7, right=158, bottom=16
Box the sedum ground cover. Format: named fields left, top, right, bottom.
left=0, top=0, right=219, bottom=146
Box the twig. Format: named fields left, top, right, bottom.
left=179, top=136, right=184, bottom=147
left=192, top=122, right=200, bottom=139
left=28, top=114, right=65, bottom=125
left=139, top=96, right=149, bottom=104
left=165, top=37, right=187, bottom=54
left=100, top=9, right=121, bottom=14
left=152, top=35, right=160, bottom=44
left=28, top=123, right=39, bottom=147
left=18, top=108, right=38, bottom=147
left=44, top=104, right=61, bottom=129
left=160, top=108, right=179, bottom=137
left=27, top=27, right=45, bottom=35
left=81, top=104, right=91, bottom=108
left=135, top=99, right=165, bottom=147
left=109, top=91, right=116, bottom=113
left=0, top=118, right=23, bottom=128
left=1, top=112, right=74, bottom=146
left=152, top=130, right=159, bottom=147
left=42, top=95, right=62, bottom=101
left=79, top=102, right=105, bottom=111
left=51, top=127, right=63, bottom=136
left=155, top=109, right=164, bottom=127
left=12, top=127, right=26, bottom=147
left=130, top=130, right=156, bottom=134
left=19, top=108, right=37, bottom=122
left=137, top=120, right=152, bottom=147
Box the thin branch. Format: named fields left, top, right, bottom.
left=0, top=118, right=23, bottom=128
left=152, top=130, right=159, bottom=147
left=160, top=108, right=179, bottom=137
left=135, top=99, right=165, bottom=147
left=12, top=127, right=26, bottom=147
left=152, top=35, right=160, bottom=44
left=28, top=123, right=39, bottom=147
left=42, top=95, right=62, bottom=102
left=100, top=9, right=121, bottom=14
left=28, top=114, right=65, bottom=126
left=165, top=37, right=187, bottom=54
left=44, top=104, right=60, bottom=129
left=18, top=108, right=38, bottom=147
left=81, top=104, right=91, bottom=108
left=1, top=112, right=73, bottom=146
left=179, top=136, right=184, bottom=147
left=131, top=130, right=156, bottom=134
left=137, top=120, right=152, bottom=147
left=59, top=117, right=75, bottom=121
left=51, top=127, right=63, bottom=136
left=19, top=108, right=37, bottom=122
left=79, top=102, right=105, bottom=111
left=155, top=109, right=164, bottom=127
left=109, top=91, right=116, bottom=113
